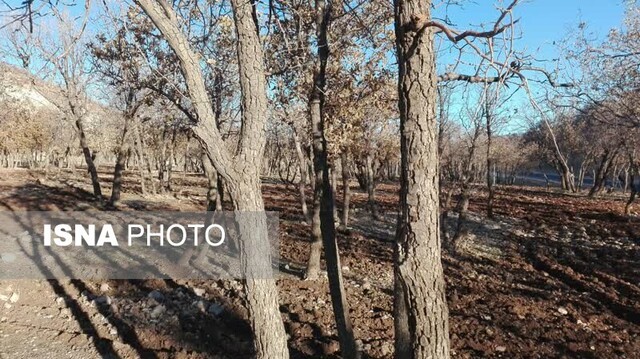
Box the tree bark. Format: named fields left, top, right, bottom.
left=293, top=129, right=310, bottom=221
left=109, top=107, right=134, bottom=207
left=588, top=149, right=618, bottom=197
left=365, top=151, right=379, bottom=220
left=202, top=152, right=219, bottom=211
left=135, top=0, right=289, bottom=357
left=486, top=105, right=495, bottom=218
left=338, top=151, right=351, bottom=231
left=305, top=1, right=358, bottom=358
left=394, top=0, right=451, bottom=357
left=75, top=116, right=102, bottom=200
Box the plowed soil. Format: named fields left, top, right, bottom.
left=0, top=168, right=638, bottom=358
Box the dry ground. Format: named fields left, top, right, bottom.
left=0, top=168, right=638, bottom=358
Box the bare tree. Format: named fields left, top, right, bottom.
left=132, top=1, right=289, bottom=357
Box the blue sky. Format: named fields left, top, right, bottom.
left=430, top=0, right=628, bottom=133
left=0, top=0, right=630, bottom=132
left=435, top=0, right=626, bottom=57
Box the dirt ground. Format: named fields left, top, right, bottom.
left=0, top=168, right=638, bottom=358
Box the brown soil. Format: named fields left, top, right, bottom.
left=0, top=168, right=638, bottom=358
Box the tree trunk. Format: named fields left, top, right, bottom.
left=133, top=122, right=151, bottom=195
left=229, top=179, right=289, bottom=359
left=75, top=116, right=102, bottom=200
left=625, top=166, right=638, bottom=215
left=109, top=115, right=132, bottom=207
left=135, top=0, right=289, bottom=357
left=365, top=152, right=379, bottom=220
left=293, top=129, right=310, bottom=221
left=394, top=0, right=451, bottom=357
left=304, top=1, right=358, bottom=358
left=331, top=164, right=340, bottom=223
left=589, top=149, right=617, bottom=197
left=486, top=107, right=495, bottom=219
left=202, top=152, right=219, bottom=211
left=338, top=151, right=351, bottom=231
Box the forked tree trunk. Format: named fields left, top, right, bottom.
left=75, top=116, right=102, bottom=200
left=452, top=126, right=481, bottom=250
left=135, top=0, right=289, bottom=357
left=394, top=0, right=451, bottom=357
left=589, top=149, right=618, bottom=197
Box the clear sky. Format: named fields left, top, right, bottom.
left=435, top=0, right=626, bottom=57
left=0, top=0, right=630, bottom=132
left=431, top=0, right=628, bottom=133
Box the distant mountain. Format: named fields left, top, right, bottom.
left=0, top=62, right=61, bottom=108
left=0, top=62, right=111, bottom=118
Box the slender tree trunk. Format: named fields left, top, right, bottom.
left=75, top=116, right=102, bottom=200
left=293, top=130, right=310, bottom=221
left=331, top=164, right=339, bottom=223
left=486, top=108, right=495, bottom=219
left=625, top=164, right=638, bottom=215
left=338, top=151, right=351, bottom=231
left=304, top=1, right=358, bottom=358
left=109, top=115, right=132, bottom=207
left=452, top=127, right=481, bottom=250
left=133, top=123, right=149, bottom=195
left=394, top=1, right=451, bottom=357
left=365, top=152, right=379, bottom=220
left=625, top=184, right=637, bottom=215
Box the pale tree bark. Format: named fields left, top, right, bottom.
left=365, top=151, right=379, bottom=220
left=135, top=1, right=288, bottom=357
left=292, top=129, right=311, bottom=221
left=394, top=0, right=451, bottom=358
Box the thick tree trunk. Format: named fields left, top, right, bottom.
left=202, top=153, right=219, bottom=211
left=229, top=179, right=288, bottom=359
left=75, top=117, right=102, bottom=200
left=394, top=0, right=451, bottom=357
